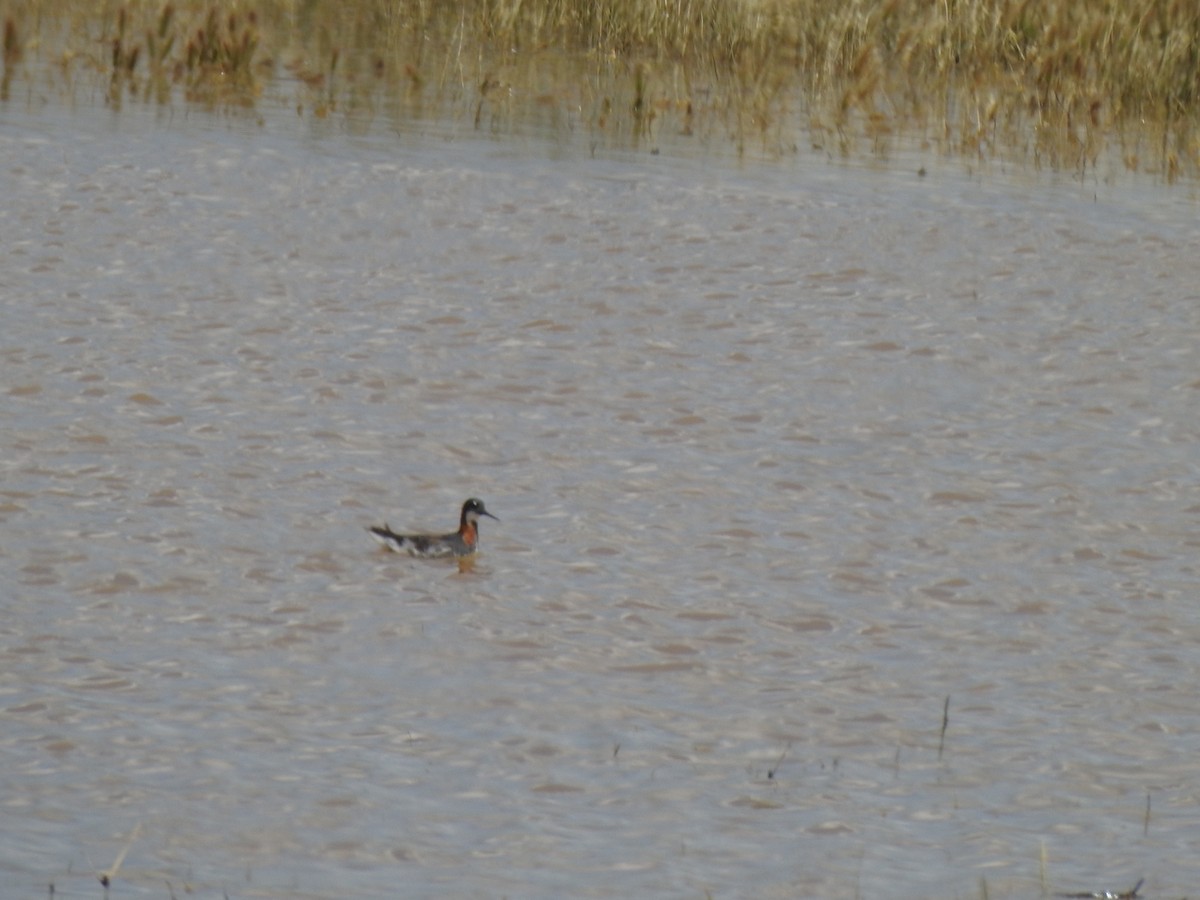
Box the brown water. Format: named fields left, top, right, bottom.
left=3, top=97, right=1200, bottom=899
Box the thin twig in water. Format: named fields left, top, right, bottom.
left=98, top=822, right=142, bottom=888
left=767, top=742, right=790, bottom=779
left=937, top=695, right=950, bottom=760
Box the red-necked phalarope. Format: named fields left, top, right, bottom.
left=369, top=498, right=498, bottom=558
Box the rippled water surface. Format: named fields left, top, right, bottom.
left=3, top=100, right=1200, bottom=899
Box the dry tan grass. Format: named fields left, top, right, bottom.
left=2, top=0, right=1197, bottom=176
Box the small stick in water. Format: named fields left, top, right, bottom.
left=937, top=695, right=950, bottom=760
left=98, top=822, right=142, bottom=888
left=767, top=743, right=790, bottom=780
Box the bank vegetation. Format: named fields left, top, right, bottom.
left=2, top=0, right=1197, bottom=177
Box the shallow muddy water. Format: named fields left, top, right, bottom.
left=3, top=96, right=1200, bottom=899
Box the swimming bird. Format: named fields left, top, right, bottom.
left=369, top=498, right=498, bottom=558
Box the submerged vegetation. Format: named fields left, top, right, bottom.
left=2, top=0, right=1199, bottom=177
